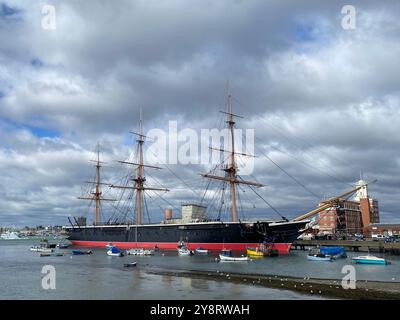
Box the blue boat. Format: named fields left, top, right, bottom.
left=319, top=246, right=347, bottom=258
left=107, top=246, right=124, bottom=257
left=72, top=249, right=92, bottom=255
left=352, top=255, right=388, bottom=265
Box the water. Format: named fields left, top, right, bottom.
left=1, top=239, right=398, bottom=300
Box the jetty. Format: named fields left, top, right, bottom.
left=292, top=240, right=400, bottom=255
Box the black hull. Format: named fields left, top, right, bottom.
left=65, top=220, right=307, bottom=254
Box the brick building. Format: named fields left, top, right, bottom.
left=318, top=179, right=379, bottom=236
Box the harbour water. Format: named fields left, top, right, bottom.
left=1, top=239, right=399, bottom=300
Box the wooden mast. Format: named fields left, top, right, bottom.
left=201, top=88, right=264, bottom=222
left=78, top=144, right=115, bottom=225
left=226, top=92, right=238, bottom=222
left=135, top=110, right=145, bottom=225
left=110, top=110, right=169, bottom=225
left=94, top=144, right=101, bottom=225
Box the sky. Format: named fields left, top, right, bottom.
left=0, top=0, right=399, bottom=227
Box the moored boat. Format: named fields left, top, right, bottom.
left=177, top=246, right=194, bottom=256
left=30, top=246, right=53, bottom=253
left=195, top=247, right=209, bottom=254
left=246, top=247, right=264, bottom=257
left=307, top=253, right=333, bottom=261
left=126, top=248, right=154, bottom=256
left=352, top=255, right=388, bottom=265
left=107, top=247, right=124, bottom=257
left=124, top=262, right=137, bottom=267
left=72, top=249, right=93, bottom=255
left=56, top=241, right=71, bottom=249
left=219, top=249, right=249, bottom=262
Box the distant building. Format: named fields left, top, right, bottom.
left=370, top=223, right=400, bottom=237
left=318, top=179, right=379, bottom=236
left=163, top=203, right=207, bottom=224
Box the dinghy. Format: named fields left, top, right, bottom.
left=30, top=246, right=53, bottom=253
left=307, top=253, right=333, bottom=261
left=177, top=246, right=194, bottom=256
left=126, top=248, right=154, bottom=256
left=107, top=247, right=124, bottom=257
left=195, top=247, right=209, bottom=255
left=219, top=249, right=249, bottom=262
left=123, top=262, right=137, bottom=268
left=72, top=249, right=93, bottom=255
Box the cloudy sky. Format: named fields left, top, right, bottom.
left=0, top=0, right=399, bottom=227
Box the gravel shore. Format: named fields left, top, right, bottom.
left=144, top=267, right=400, bottom=300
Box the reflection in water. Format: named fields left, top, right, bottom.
left=190, top=278, right=209, bottom=290
left=161, top=274, right=172, bottom=287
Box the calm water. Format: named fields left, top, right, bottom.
left=1, top=239, right=399, bottom=300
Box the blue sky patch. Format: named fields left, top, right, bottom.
left=1, top=2, right=21, bottom=18
left=27, top=125, right=60, bottom=138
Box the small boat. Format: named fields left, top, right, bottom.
left=40, top=239, right=57, bottom=248
left=56, top=242, right=71, bottom=249
left=177, top=246, right=194, bottom=256
left=30, top=246, right=53, bottom=253
left=307, top=253, right=333, bottom=261
left=126, top=248, right=154, bottom=256
left=177, top=241, right=194, bottom=256
left=195, top=247, right=209, bottom=255
left=246, top=247, right=264, bottom=257
left=40, top=253, right=64, bottom=257
left=352, top=255, right=388, bottom=265
left=40, top=253, right=52, bottom=257
left=72, top=249, right=93, bottom=255
left=124, top=262, right=137, bottom=268
left=219, top=249, right=249, bottom=262
left=107, top=247, right=124, bottom=257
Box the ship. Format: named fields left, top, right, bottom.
left=65, top=92, right=370, bottom=254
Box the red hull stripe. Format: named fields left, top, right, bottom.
left=70, top=241, right=292, bottom=254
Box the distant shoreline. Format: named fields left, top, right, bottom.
left=144, top=267, right=400, bottom=300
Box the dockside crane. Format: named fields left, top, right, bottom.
left=292, top=179, right=377, bottom=222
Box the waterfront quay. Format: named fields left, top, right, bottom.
left=293, top=240, right=400, bottom=255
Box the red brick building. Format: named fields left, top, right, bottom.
left=318, top=180, right=379, bottom=236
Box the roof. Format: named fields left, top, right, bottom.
left=370, top=223, right=400, bottom=228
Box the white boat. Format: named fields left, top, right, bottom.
left=352, top=255, right=388, bottom=265
left=219, top=249, right=249, bottom=262
left=1, top=231, right=20, bottom=240
left=195, top=247, right=209, bottom=254
left=126, top=248, right=154, bottom=256
left=307, top=253, right=333, bottom=261
left=30, top=246, right=53, bottom=253
left=177, top=246, right=193, bottom=256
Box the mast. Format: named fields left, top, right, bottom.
left=135, top=110, right=144, bottom=225
left=201, top=88, right=264, bottom=222
left=78, top=144, right=115, bottom=225
left=94, top=145, right=101, bottom=225
left=226, top=92, right=238, bottom=222
left=111, top=110, right=169, bottom=225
